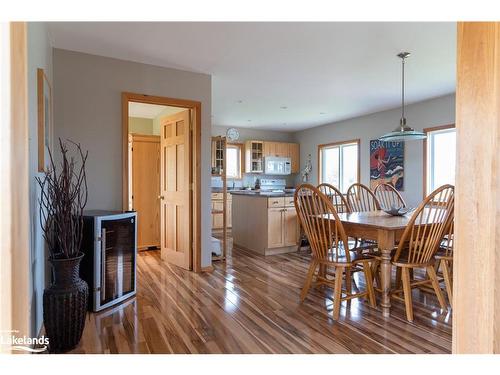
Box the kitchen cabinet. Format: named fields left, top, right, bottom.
left=211, top=137, right=225, bottom=175
left=263, top=141, right=288, bottom=158
left=284, top=208, right=298, bottom=246
left=288, top=143, right=300, bottom=173
left=231, top=193, right=299, bottom=255
left=267, top=208, right=285, bottom=248
left=247, top=140, right=300, bottom=174
left=245, top=140, right=264, bottom=173
left=267, top=206, right=298, bottom=248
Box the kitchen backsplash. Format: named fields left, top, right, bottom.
left=211, top=174, right=297, bottom=189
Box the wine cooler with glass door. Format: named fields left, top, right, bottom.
left=80, top=211, right=137, bottom=312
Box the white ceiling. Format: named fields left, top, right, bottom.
left=128, top=102, right=184, bottom=119
left=48, top=22, right=456, bottom=132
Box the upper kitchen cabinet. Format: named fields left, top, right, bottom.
left=245, top=140, right=264, bottom=173
left=211, top=137, right=226, bottom=175
left=288, top=143, right=300, bottom=173
left=244, top=140, right=300, bottom=174
left=263, top=141, right=289, bottom=158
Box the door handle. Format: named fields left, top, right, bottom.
left=158, top=195, right=164, bottom=200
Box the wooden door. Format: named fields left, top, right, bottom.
left=131, top=134, right=160, bottom=250
left=267, top=208, right=284, bottom=248
left=284, top=207, right=298, bottom=246
left=160, top=110, right=192, bottom=269
left=288, top=143, right=300, bottom=173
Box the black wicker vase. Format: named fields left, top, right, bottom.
left=43, top=252, right=88, bottom=353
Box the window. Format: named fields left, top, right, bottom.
left=424, top=125, right=456, bottom=195
left=319, top=140, right=359, bottom=193
left=226, top=143, right=243, bottom=179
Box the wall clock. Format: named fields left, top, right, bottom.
left=226, top=127, right=240, bottom=142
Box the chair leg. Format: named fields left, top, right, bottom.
left=363, top=261, right=376, bottom=308
left=427, top=266, right=447, bottom=310
left=300, top=260, right=317, bottom=302
left=395, top=267, right=402, bottom=289
left=345, top=267, right=352, bottom=297
left=332, top=266, right=344, bottom=320
left=401, top=267, right=414, bottom=322
left=441, top=260, right=453, bottom=307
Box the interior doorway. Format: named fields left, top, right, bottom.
left=122, top=92, right=202, bottom=272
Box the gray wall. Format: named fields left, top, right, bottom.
left=53, top=49, right=213, bottom=267
left=211, top=125, right=296, bottom=188
left=293, top=94, right=456, bottom=206
left=212, top=125, right=294, bottom=143
left=27, top=22, right=52, bottom=336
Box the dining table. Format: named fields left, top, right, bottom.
left=320, top=210, right=414, bottom=317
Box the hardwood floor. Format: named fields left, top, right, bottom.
left=70, top=232, right=452, bottom=354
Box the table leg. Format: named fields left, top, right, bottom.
left=377, top=230, right=395, bottom=317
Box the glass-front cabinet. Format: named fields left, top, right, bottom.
left=211, top=137, right=226, bottom=175
left=245, top=140, right=264, bottom=173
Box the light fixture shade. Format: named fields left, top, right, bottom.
left=379, top=126, right=427, bottom=142
left=379, top=51, right=427, bottom=142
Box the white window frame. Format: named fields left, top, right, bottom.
left=226, top=143, right=243, bottom=179
left=318, top=139, right=360, bottom=193
left=424, top=125, right=456, bottom=196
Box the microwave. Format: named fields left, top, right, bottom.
left=264, top=157, right=292, bottom=175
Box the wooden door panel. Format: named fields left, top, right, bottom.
left=131, top=135, right=160, bottom=249
left=289, top=143, right=300, bottom=173
left=160, top=110, right=192, bottom=270
left=284, top=207, right=298, bottom=246
left=268, top=208, right=284, bottom=248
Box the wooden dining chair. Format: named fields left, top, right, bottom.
left=346, top=183, right=380, bottom=254
left=317, top=183, right=351, bottom=213
left=294, top=184, right=376, bottom=320
left=346, top=183, right=381, bottom=212
left=435, top=219, right=454, bottom=307
left=373, top=183, right=406, bottom=210
left=390, top=184, right=454, bottom=322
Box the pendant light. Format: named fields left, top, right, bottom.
left=379, top=52, right=426, bottom=142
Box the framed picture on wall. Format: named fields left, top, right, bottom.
left=37, top=68, right=52, bottom=172
left=369, top=139, right=404, bottom=191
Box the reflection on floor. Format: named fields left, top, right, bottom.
left=70, top=231, right=452, bottom=353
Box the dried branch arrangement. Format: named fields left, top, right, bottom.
left=36, top=139, right=88, bottom=259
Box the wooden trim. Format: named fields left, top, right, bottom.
left=453, top=22, right=500, bottom=354
left=317, top=139, right=360, bottom=187
left=9, top=22, right=30, bottom=339
left=226, top=142, right=244, bottom=180
left=201, top=265, right=214, bottom=273
left=129, top=133, right=160, bottom=143
left=36, top=68, right=49, bottom=172
left=422, top=124, right=456, bottom=198
left=122, top=92, right=202, bottom=273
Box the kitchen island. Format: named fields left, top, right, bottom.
left=231, top=191, right=299, bottom=256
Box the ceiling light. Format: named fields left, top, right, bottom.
left=319, top=112, right=326, bottom=115
left=379, top=52, right=426, bottom=142
left=280, top=106, right=287, bottom=109
left=237, top=100, right=243, bottom=104
left=247, top=120, right=252, bottom=122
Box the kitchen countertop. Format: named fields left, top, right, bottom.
left=229, top=190, right=295, bottom=198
